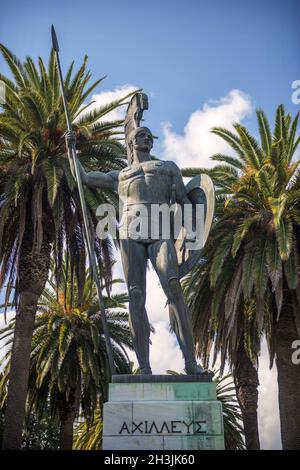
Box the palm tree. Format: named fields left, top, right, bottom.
left=183, top=105, right=300, bottom=449
left=0, top=373, right=4, bottom=448
left=73, top=406, right=102, bottom=450
left=21, top=405, right=60, bottom=450
left=213, top=371, right=245, bottom=450
left=183, top=242, right=261, bottom=449
left=0, top=263, right=132, bottom=449
left=0, top=44, right=135, bottom=448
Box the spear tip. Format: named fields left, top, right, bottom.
left=51, top=25, right=59, bottom=52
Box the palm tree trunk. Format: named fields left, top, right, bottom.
left=59, top=413, right=75, bottom=450
left=2, top=215, right=52, bottom=450
left=58, top=384, right=80, bottom=450
left=233, top=343, right=260, bottom=449
left=275, top=293, right=300, bottom=449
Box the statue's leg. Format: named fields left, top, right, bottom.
left=148, top=239, right=205, bottom=375
left=120, top=239, right=152, bottom=374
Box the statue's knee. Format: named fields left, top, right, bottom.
left=129, top=286, right=145, bottom=309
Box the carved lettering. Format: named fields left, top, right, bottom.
left=119, top=421, right=130, bottom=434
left=149, top=421, right=160, bottom=433
left=132, top=421, right=143, bottom=434
left=182, top=420, right=194, bottom=434
left=195, top=421, right=206, bottom=434
left=118, top=419, right=207, bottom=435
left=170, top=420, right=181, bottom=433
left=159, top=421, right=170, bottom=433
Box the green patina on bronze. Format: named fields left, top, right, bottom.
left=109, top=382, right=217, bottom=402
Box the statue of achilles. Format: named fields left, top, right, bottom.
left=65, top=93, right=215, bottom=375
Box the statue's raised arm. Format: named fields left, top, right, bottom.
left=64, top=131, right=119, bottom=191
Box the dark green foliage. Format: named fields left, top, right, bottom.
left=183, top=105, right=300, bottom=371
left=0, top=44, right=136, bottom=313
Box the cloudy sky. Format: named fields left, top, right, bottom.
left=1, top=0, right=300, bottom=450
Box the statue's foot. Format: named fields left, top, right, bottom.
left=140, top=367, right=152, bottom=375
left=184, top=360, right=213, bottom=376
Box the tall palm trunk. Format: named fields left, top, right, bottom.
left=58, top=384, right=80, bottom=450
left=233, top=343, right=260, bottom=449
left=275, top=292, right=300, bottom=449
left=2, top=212, right=52, bottom=450
left=59, top=411, right=75, bottom=450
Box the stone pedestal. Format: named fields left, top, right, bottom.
left=102, top=375, right=225, bottom=450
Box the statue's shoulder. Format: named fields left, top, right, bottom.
left=146, top=159, right=180, bottom=176
left=119, top=164, right=142, bottom=181
left=161, top=160, right=182, bottom=175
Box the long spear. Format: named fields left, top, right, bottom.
left=51, top=25, right=116, bottom=376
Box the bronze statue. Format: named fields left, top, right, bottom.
left=65, top=93, right=214, bottom=375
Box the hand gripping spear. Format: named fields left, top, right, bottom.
left=51, top=25, right=116, bottom=376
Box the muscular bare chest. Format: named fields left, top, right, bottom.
left=118, top=160, right=175, bottom=205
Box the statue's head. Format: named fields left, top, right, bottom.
left=128, top=126, right=153, bottom=163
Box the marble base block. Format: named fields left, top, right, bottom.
left=102, top=376, right=225, bottom=450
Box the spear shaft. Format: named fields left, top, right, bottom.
left=51, top=25, right=116, bottom=376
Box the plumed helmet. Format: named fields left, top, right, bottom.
left=124, top=93, right=152, bottom=164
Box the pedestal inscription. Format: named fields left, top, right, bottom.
left=102, top=376, right=225, bottom=450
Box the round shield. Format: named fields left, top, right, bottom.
left=175, top=173, right=215, bottom=279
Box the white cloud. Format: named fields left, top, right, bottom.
left=149, top=321, right=184, bottom=374
left=126, top=318, right=184, bottom=375
left=82, top=84, right=139, bottom=123
left=161, top=89, right=252, bottom=168
left=145, top=266, right=185, bottom=374
left=258, top=339, right=281, bottom=449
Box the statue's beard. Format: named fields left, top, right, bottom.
left=134, top=144, right=152, bottom=153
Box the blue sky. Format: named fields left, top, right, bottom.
left=1, top=0, right=300, bottom=136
